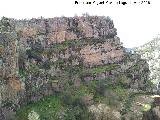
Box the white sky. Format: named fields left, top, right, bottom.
left=0, top=0, right=160, bottom=48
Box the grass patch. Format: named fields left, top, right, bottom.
left=74, top=84, right=91, bottom=97
left=48, top=40, right=82, bottom=52
left=16, top=96, right=63, bottom=120
left=113, top=86, right=129, bottom=101
left=83, top=64, right=119, bottom=76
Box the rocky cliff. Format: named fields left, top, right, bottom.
left=0, top=16, right=150, bottom=120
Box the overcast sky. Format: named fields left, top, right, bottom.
left=0, top=0, right=160, bottom=48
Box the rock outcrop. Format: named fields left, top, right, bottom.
left=0, top=16, right=150, bottom=120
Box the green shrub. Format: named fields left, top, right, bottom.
left=26, top=49, right=42, bottom=62
left=83, top=64, right=119, bottom=76
left=113, top=86, right=129, bottom=101
left=141, top=104, right=151, bottom=112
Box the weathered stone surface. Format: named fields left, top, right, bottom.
left=0, top=32, right=19, bottom=79
left=89, top=104, right=121, bottom=120
left=80, top=40, right=124, bottom=66
left=15, top=16, right=117, bottom=45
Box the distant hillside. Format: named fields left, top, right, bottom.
left=125, top=48, right=135, bottom=54
left=135, top=37, right=160, bottom=91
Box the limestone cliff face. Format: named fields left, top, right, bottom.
left=15, top=16, right=120, bottom=66
left=0, top=16, right=150, bottom=119
left=15, top=16, right=116, bottom=42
